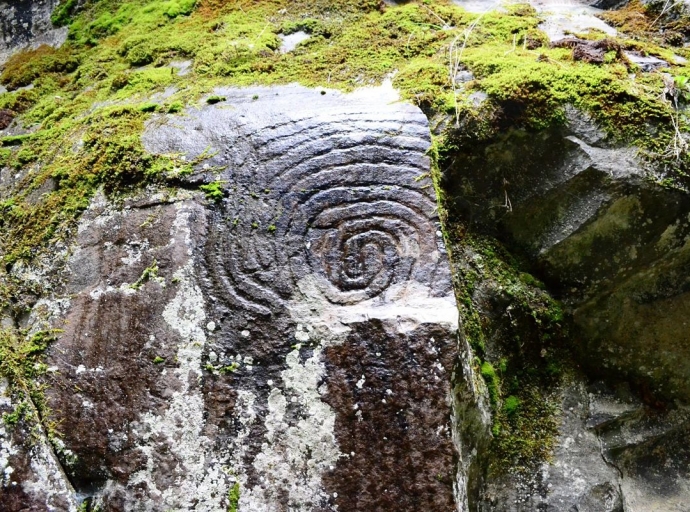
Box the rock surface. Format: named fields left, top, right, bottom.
left=444, top=106, right=690, bottom=510
left=0, top=0, right=67, bottom=66
left=2, top=1, right=690, bottom=511
left=7, top=84, right=464, bottom=510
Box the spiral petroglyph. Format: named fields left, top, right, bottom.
left=289, top=187, right=439, bottom=304
left=176, top=87, right=448, bottom=313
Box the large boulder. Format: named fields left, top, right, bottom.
left=443, top=105, right=690, bottom=509
left=9, top=84, right=467, bottom=510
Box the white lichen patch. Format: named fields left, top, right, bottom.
left=23, top=438, right=79, bottom=512
left=241, top=347, right=341, bottom=512
left=0, top=380, right=18, bottom=488
left=125, top=205, right=230, bottom=511
left=120, top=239, right=150, bottom=266
left=292, top=276, right=459, bottom=335
left=25, top=296, right=72, bottom=335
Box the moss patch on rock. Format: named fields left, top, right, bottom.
left=443, top=226, right=567, bottom=474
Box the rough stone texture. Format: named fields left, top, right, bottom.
left=445, top=105, right=690, bottom=510
left=0, top=379, right=79, bottom=512
left=41, top=190, right=235, bottom=511
left=2, top=84, right=463, bottom=510
left=479, top=381, right=624, bottom=512
left=0, top=0, right=67, bottom=66
left=591, top=384, right=690, bottom=512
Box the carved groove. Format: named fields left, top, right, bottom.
left=207, top=107, right=442, bottom=312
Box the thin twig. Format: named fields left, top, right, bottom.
left=651, top=0, right=684, bottom=27
left=504, top=33, right=517, bottom=55
left=421, top=4, right=451, bottom=28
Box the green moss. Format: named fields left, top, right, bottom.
left=503, top=395, right=520, bottom=415
left=1, top=134, right=31, bottom=147
left=206, top=95, right=226, bottom=104
left=438, top=216, right=568, bottom=473
left=130, top=260, right=160, bottom=290
left=200, top=181, right=225, bottom=201
left=0, top=329, right=60, bottom=439
left=0, top=45, right=80, bottom=91
left=227, top=482, right=240, bottom=512
left=480, top=361, right=501, bottom=409
left=138, top=102, right=159, bottom=112
left=167, top=101, right=183, bottom=113
left=51, top=0, right=80, bottom=27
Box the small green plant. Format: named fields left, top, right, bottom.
left=0, top=329, right=60, bottom=440
left=130, top=260, right=159, bottom=290
left=153, top=356, right=165, bottom=364
left=200, top=181, right=225, bottom=202
left=206, top=362, right=240, bottom=374
left=206, top=95, right=226, bottom=105
left=228, top=482, right=240, bottom=512
left=167, top=101, right=183, bottom=113
left=2, top=401, right=29, bottom=426
left=138, top=102, right=158, bottom=113
left=267, top=224, right=276, bottom=233
left=480, top=361, right=500, bottom=410
left=1, top=134, right=31, bottom=147
left=503, top=395, right=520, bottom=416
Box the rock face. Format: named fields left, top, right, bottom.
left=445, top=106, right=690, bottom=510
left=8, top=84, right=463, bottom=510
left=0, top=0, right=66, bottom=65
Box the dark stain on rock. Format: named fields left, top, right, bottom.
left=322, top=320, right=458, bottom=511
left=0, top=109, right=15, bottom=131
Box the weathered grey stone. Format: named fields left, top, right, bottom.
left=0, top=0, right=67, bottom=65
left=142, top=83, right=461, bottom=511
left=592, top=385, right=690, bottom=512
left=444, top=107, right=690, bottom=510
left=479, top=381, right=624, bottom=512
